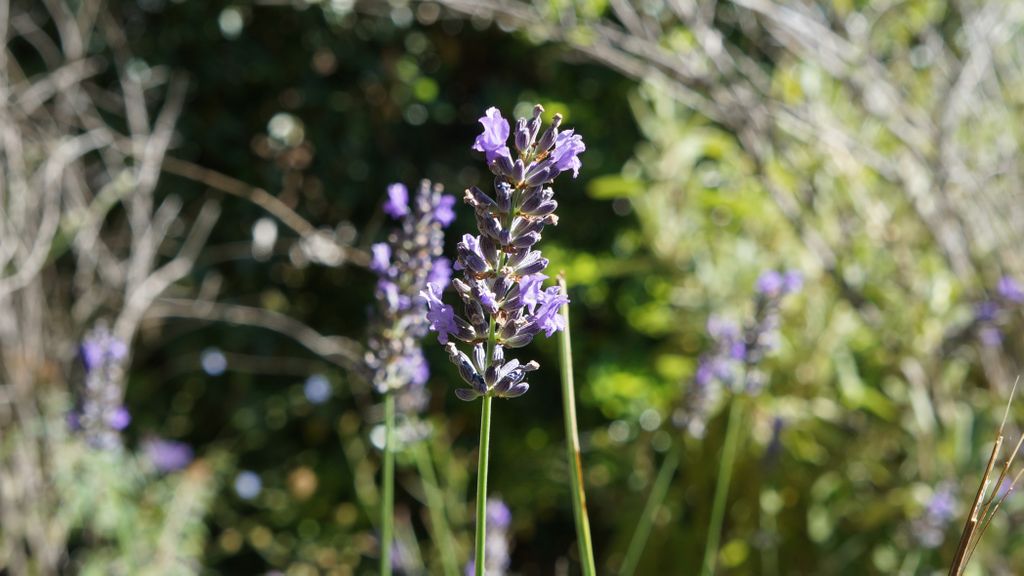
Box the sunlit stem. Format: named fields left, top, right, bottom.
left=619, top=447, right=680, bottom=576
left=701, top=398, right=745, bottom=576
left=475, top=316, right=498, bottom=576
left=381, top=391, right=396, bottom=576
left=414, top=441, right=460, bottom=576
left=558, top=275, right=597, bottom=576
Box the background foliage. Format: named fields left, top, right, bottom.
left=4, top=0, right=1024, bottom=574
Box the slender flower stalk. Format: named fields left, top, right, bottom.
left=557, top=275, right=596, bottom=576
left=366, top=180, right=454, bottom=576
left=381, top=393, right=396, bottom=576
left=701, top=398, right=745, bottom=576
left=423, top=104, right=584, bottom=575
left=619, top=447, right=680, bottom=576
left=413, top=441, right=460, bottom=576
left=686, top=270, right=801, bottom=576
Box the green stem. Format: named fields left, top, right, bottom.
left=619, top=447, right=680, bottom=576
left=558, top=276, right=597, bottom=576
left=475, top=395, right=493, bottom=576
left=415, top=441, right=461, bottom=576
left=381, top=392, right=396, bottom=576
left=701, top=398, right=745, bottom=576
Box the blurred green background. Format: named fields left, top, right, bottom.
left=6, top=0, right=1024, bottom=574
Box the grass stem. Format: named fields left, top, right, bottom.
left=414, top=441, right=461, bottom=576
left=619, top=446, right=679, bottom=576
left=701, top=398, right=745, bottom=576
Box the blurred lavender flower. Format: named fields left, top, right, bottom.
left=912, top=484, right=957, bottom=549
left=365, top=180, right=455, bottom=397
left=675, top=270, right=802, bottom=436
left=466, top=498, right=513, bottom=576
left=383, top=183, right=410, bottom=218
left=423, top=104, right=582, bottom=401
left=972, top=276, right=1024, bottom=347
left=143, top=437, right=194, bottom=472
left=997, top=276, right=1024, bottom=303
left=71, top=324, right=131, bottom=449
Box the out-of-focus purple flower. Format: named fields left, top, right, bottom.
left=143, top=437, right=194, bottom=472
left=979, top=326, right=1003, bottom=347
left=676, top=271, right=800, bottom=436
left=370, top=243, right=391, bottom=274
left=913, top=483, right=956, bottom=549
left=756, top=269, right=803, bottom=297
left=383, top=183, right=409, bottom=219
left=998, top=276, right=1024, bottom=303
left=783, top=270, right=804, bottom=293
left=367, top=180, right=454, bottom=403
left=472, top=107, right=511, bottom=164
left=466, top=498, right=513, bottom=576
left=427, top=257, right=453, bottom=293
left=975, top=300, right=999, bottom=322
left=435, top=195, right=457, bottom=227
left=972, top=276, right=1024, bottom=347
left=487, top=498, right=512, bottom=529
left=72, top=324, right=131, bottom=449
left=80, top=328, right=127, bottom=372
left=106, top=406, right=131, bottom=431
left=434, top=105, right=580, bottom=401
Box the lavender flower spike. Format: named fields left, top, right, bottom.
left=428, top=104, right=584, bottom=401
left=366, top=180, right=455, bottom=395
left=71, top=324, right=131, bottom=449
left=675, top=269, right=802, bottom=436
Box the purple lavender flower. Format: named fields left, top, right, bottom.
left=466, top=498, right=513, bottom=576
left=912, top=483, right=956, bottom=549
left=72, top=324, right=131, bottom=449
left=551, top=129, right=586, bottom=178
left=472, top=107, right=512, bottom=164
left=997, top=276, right=1024, bottom=303
left=676, top=270, right=801, bottom=435
left=971, top=276, right=1024, bottom=347
left=427, top=105, right=582, bottom=401
left=383, top=183, right=410, bottom=219
left=427, top=257, right=453, bottom=293
left=366, top=180, right=454, bottom=397
left=106, top=406, right=132, bottom=431
left=370, top=243, right=391, bottom=274
left=143, top=437, right=194, bottom=472
left=436, top=195, right=457, bottom=227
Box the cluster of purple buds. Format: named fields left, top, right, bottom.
left=465, top=498, right=512, bottom=576
left=69, top=324, right=131, bottom=449
left=911, top=483, right=956, bottom=549
left=674, top=270, right=802, bottom=437
left=422, top=105, right=583, bottom=401
left=974, top=276, right=1024, bottom=347
left=365, top=181, right=455, bottom=400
